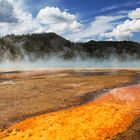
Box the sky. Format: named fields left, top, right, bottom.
left=0, top=0, right=140, bottom=42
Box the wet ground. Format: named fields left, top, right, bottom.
left=0, top=76, right=140, bottom=140
left=0, top=69, right=140, bottom=139
left=113, top=117, right=140, bottom=140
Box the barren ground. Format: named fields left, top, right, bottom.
left=0, top=69, right=140, bottom=139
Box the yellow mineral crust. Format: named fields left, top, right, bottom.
left=0, top=84, right=140, bottom=140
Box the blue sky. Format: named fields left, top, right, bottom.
left=25, top=0, right=140, bottom=22
left=0, top=0, right=140, bottom=42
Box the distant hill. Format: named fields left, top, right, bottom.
left=0, top=33, right=140, bottom=61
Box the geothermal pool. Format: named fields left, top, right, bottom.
left=0, top=68, right=140, bottom=139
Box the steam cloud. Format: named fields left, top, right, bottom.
left=0, top=56, right=140, bottom=70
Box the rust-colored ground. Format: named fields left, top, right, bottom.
left=0, top=84, right=140, bottom=140
left=0, top=69, right=140, bottom=140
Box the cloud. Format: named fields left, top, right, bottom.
left=100, top=5, right=118, bottom=12
left=101, top=8, right=140, bottom=40
left=37, top=7, right=76, bottom=24
left=67, top=15, right=124, bottom=41
left=0, top=0, right=18, bottom=23
left=0, top=0, right=42, bottom=35
left=100, top=1, right=140, bottom=13
left=128, top=8, right=140, bottom=19
left=0, top=3, right=81, bottom=36
left=37, top=7, right=81, bottom=33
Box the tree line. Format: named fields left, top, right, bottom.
left=0, top=33, right=139, bottom=61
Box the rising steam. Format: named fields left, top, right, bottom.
left=0, top=56, right=140, bottom=70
